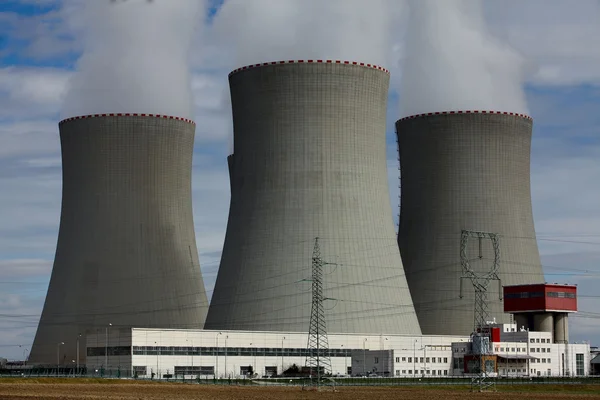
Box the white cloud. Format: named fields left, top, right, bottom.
left=484, top=0, right=600, bottom=86
left=0, top=68, right=70, bottom=119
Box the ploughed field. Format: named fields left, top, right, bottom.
left=1, top=379, right=599, bottom=400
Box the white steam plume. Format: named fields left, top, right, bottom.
left=212, top=0, right=397, bottom=68
left=399, top=0, right=529, bottom=118
left=62, top=0, right=203, bottom=119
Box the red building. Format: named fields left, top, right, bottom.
left=503, top=284, right=577, bottom=343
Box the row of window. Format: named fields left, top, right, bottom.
left=504, top=291, right=576, bottom=299
left=530, top=338, right=551, bottom=343
left=89, top=346, right=358, bottom=357
left=395, top=369, right=449, bottom=376
left=394, top=357, right=449, bottom=364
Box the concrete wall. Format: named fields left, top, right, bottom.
left=29, top=116, right=209, bottom=365
left=396, top=113, right=545, bottom=335
left=205, top=61, right=420, bottom=335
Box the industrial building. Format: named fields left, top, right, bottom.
left=396, top=111, right=545, bottom=336
left=29, top=114, right=210, bottom=365
left=83, top=326, right=590, bottom=379
left=82, top=284, right=589, bottom=379
left=205, top=60, right=420, bottom=335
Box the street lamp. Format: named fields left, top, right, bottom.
left=57, top=342, right=64, bottom=376
left=363, top=338, right=368, bottom=376
left=341, top=344, right=347, bottom=375
left=224, top=335, right=229, bottom=378
left=216, top=332, right=222, bottom=379
left=19, top=345, right=29, bottom=365
left=105, top=323, right=112, bottom=372
left=76, top=333, right=82, bottom=376
left=382, top=337, right=388, bottom=377
left=154, top=341, right=159, bottom=379
left=281, top=336, right=286, bottom=376
left=413, top=339, right=418, bottom=376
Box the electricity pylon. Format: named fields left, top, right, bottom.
left=460, top=230, right=502, bottom=392
left=304, top=237, right=333, bottom=389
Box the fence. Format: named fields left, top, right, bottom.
left=2, top=368, right=600, bottom=387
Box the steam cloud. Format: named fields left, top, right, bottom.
left=212, top=0, right=397, bottom=68
left=399, top=0, right=529, bottom=117
left=62, top=0, right=203, bottom=119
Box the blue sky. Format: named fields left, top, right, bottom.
left=1, top=0, right=600, bottom=360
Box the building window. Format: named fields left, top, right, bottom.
left=431, top=370, right=435, bottom=376
left=374, top=357, right=379, bottom=364
left=408, top=357, right=412, bottom=363
left=402, top=357, right=406, bottom=362
left=133, top=366, right=147, bottom=376
left=444, top=370, right=448, bottom=376
left=408, top=370, right=412, bottom=374
left=547, top=348, right=551, bottom=352
left=542, top=348, right=546, bottom=353
left=426, top=357, right=430, bottom=363
left=530, top=339, right=535, bottom=343
left=400, top=370, right=405, bottom=374
left=443, top=357, right=448, bottom=363
left=576, top=354, right=584, bottom=376
left=511, top=348, right=515, bottom=352
left=438, top=357, right=442, bottom=363
left=548, top=358, right=551, bottom=364
left=420, top=357, right=424, bottom=363
left=500, top=347, right=504, bottom=352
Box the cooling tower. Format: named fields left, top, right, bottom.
left=205, top=60, right=421, bottom=335
left=29, top=114, right=209, bottom=365
left=396, top=111, right=545, bottom=335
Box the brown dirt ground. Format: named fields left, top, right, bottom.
left=0, top=380, right=599, bottom=400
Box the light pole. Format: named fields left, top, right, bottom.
left=224, top=335, right=228, bottom=378
left=154, top=341, right=159, bottom=379
left=413, top=340, right=417, bottom=376
left=363, top=338, right=368, bottom=376
left=281, top=337, right=285, bottom=376
left=216, top=332, right=222, bottom=379
left=76, top=333, right=81, bottom=376
left=105, top=323, right=112, bottom=372
left=383, top=337, right=388, bottom=377
left=57, top=342, right=64, bottom=376
left=19, top=345, right=29, bottom=365
left=341, top=344, right=347, bottom=375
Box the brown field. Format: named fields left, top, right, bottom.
left=0, top=379, right=599, bottom=400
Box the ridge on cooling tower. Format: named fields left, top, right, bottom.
left=396, top=111, right=544, bottom=336
left=205, top=60, right=421, bottom=335
left=29, top=114, right=209, bottom=365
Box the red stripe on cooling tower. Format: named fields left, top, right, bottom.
left=397, top=110, right=533, bottom=122
left=228, top=59, right=391, bottom=76
left=59, top=113, right=196, bottom=125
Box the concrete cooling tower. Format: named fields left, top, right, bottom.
left=396, top=111, right=545, bottom=336
left=29, top=114, right=209, bottom=365
left=205, top=60, right=421, bottom=335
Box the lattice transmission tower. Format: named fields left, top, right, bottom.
left=460, top=230, right=502, bottom=392
left=304, top=237, right=333, bottom=389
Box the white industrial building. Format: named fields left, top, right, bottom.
left=84, top=325, right=590, bottom=379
